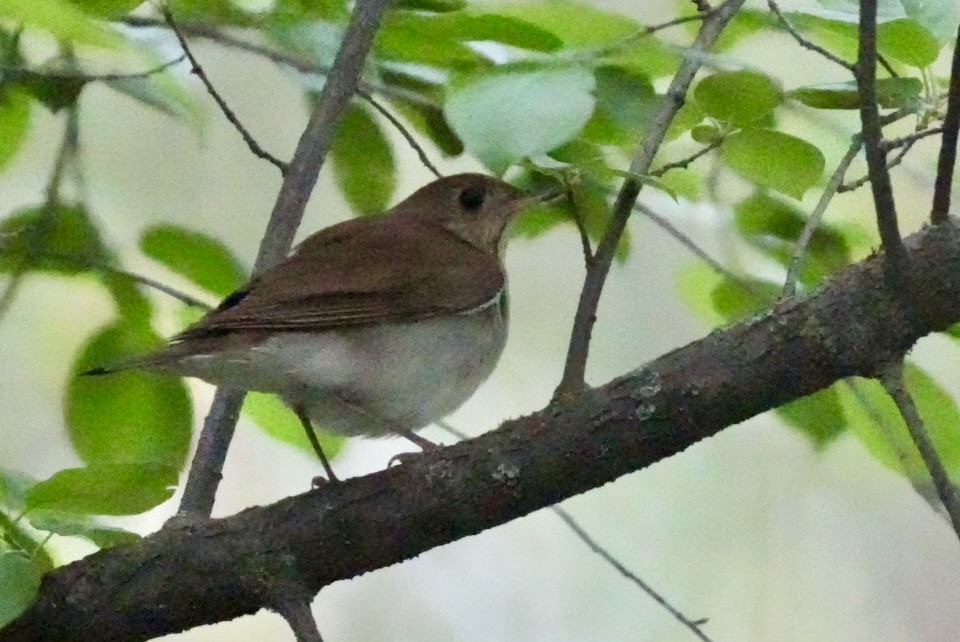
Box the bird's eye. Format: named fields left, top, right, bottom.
left=458, top=186, right=486, bottom=210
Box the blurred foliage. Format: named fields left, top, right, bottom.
left=1, top=0, right=960, bottom=626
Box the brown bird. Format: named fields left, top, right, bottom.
left=87, top=173, right=537, bottom=480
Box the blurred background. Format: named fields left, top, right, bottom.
left=3, top=1, right=960, bottom=641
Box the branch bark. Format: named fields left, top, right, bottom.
left=5, top=220, right=960, bottom=642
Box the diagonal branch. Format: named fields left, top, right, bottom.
left=176, top=0, right=392, bottom=517
left=7, top=219, right=960, bottom=642
left=931, top=22, right=960, bottom=224
left=556, top=0, right=746, bottom=396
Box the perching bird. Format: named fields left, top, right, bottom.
left=86, top=173, right=537, bottom=480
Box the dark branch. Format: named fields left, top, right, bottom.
left=557, top=0, right=746, bottom=396
left=855, top=0, right=908, bottom=273
left=7, top=220, right=960, bottom=642
left=879, top=362, right=960, bottom=540
left=931, top=22, right=960, bottom=224
left=162, top=9, right=287, bottom=173
left=176, top=0, right=391, bottom=517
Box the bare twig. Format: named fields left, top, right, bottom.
left=838, top=137, right=916, bottom=193
left=435, top=423, right=713, bottom=641
left=634, top=202, right=752, bottom=292
left=120, top=16, right=438, bottom=109
left=552, top=506, right=715, bottom=642
left=931, top=23, right=960, bottom=224
left=879, top=362, right=960, bottom=541
left=767, top=0, right=854, bottom=71
left=162, top=7, right=288, bottom=173
left=357, top=90, right=442, bottom=179
left=855, top=0, right=908, bottom=273
left=843, top=378, right=941, bottom=510
left=177, top=0, right=391, bottom=517
left=782, top=138, right=861, bottom=297
left=557, top=0, right=746, bottom=396
left=649, top=139, right=722, bottom=177
left=1, top=55, right=185, bottom=83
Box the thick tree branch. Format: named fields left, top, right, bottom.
left=6, top=220, right=960, bottom=642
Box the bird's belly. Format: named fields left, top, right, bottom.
left=194, top=305, right=507, bottom=437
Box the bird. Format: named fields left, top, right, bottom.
left=85, top=173, right=537, bottom=481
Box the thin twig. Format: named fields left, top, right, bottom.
left=877, top=54, right=897, bottom=78
left=931, top=22, right=960, bottom=224
left=1, top=55, right=185, bottom=83
left=556, top=0, right=746, bottom=397
left=435, top=423, right=714, bottom=641
left=357, top=89, right=442, bottom=179
left=0, top=107, right=76, bottom=322
left=176, top=0, right=391, bottom=518
left=649, top=139, right=722, bottom=177
left=782, top=137, right=861, bottom=297
left=855, top=0, right=908, bottom=274
left=634, top=202, right=753, bottom=293
left=879, top=362, right=960, bottom=542
left=119, top=16, right=438, bottom=109
left=767, top=0, right=854, bottom=71
left=162, top=7, right=287, bottom=173
left=838, top=138, right=916, bottom=193
left=843, top=379, right=941, bottom=510
left=552, top=507, right=715, bottom=642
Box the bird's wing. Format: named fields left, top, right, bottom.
left=173, top=217, right=504, bottom=341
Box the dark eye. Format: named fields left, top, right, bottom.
left=458, top=186, right=485, bottom=210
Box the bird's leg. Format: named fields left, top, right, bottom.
left=386, top=429, right=441, bottom=469
left=396, top=429, right=438, bottom=451
left=293, top=406, right=339, bottom=484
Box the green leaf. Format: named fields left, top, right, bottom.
left=877, top=18, right=941, bottom=68
left=0, top=203, right=109, bottom=274
left=0, top=88, right=31, bottom=169
left=722, top=129, right=825, bottom=200
left=899, top=0, right=960, bottom=42
left=841, top=365, right=960, bottom=483
left=693, top=70, right=782, bottom=128
left=0, top=552, right=43, bottom=628
left=67, top=321, right=192, bottom=469
left=777, top=385, right=847, bottom=448
left=330, top=103, right=397, bottom=215
left=386, top=97, right=464, bottom=157
left=376, top=11, right=486, bottom=68
left=140, top=224, right=246, bottom=297
left=602, top=37, right=680, bottom=79
left=582, top=66, right=656, bottom=146
left=788, top=77, right=923, bottom=110
left=0, top=0, right=125, bottom=48
left=14, top=69, right=86, bottom=112
left=104, top=73, right=205, bottom=125
left=690, top=124, right=722, bottom=144
left=26, top=463, right=178, bottom=515
left=439, top=11, right=562, bottom=52
left=67, top=0, right=143, bottom=17
left=445, top=65, right=595, bottom=174
left=490, top=0, right=637, bottom=47
left=678, top=262, right=776, bottom=324
left=27, top=510, right=140, bottom=548
left=243, top=392, right=345, bottom=460
left=734, top=193, right=851, bottom=284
